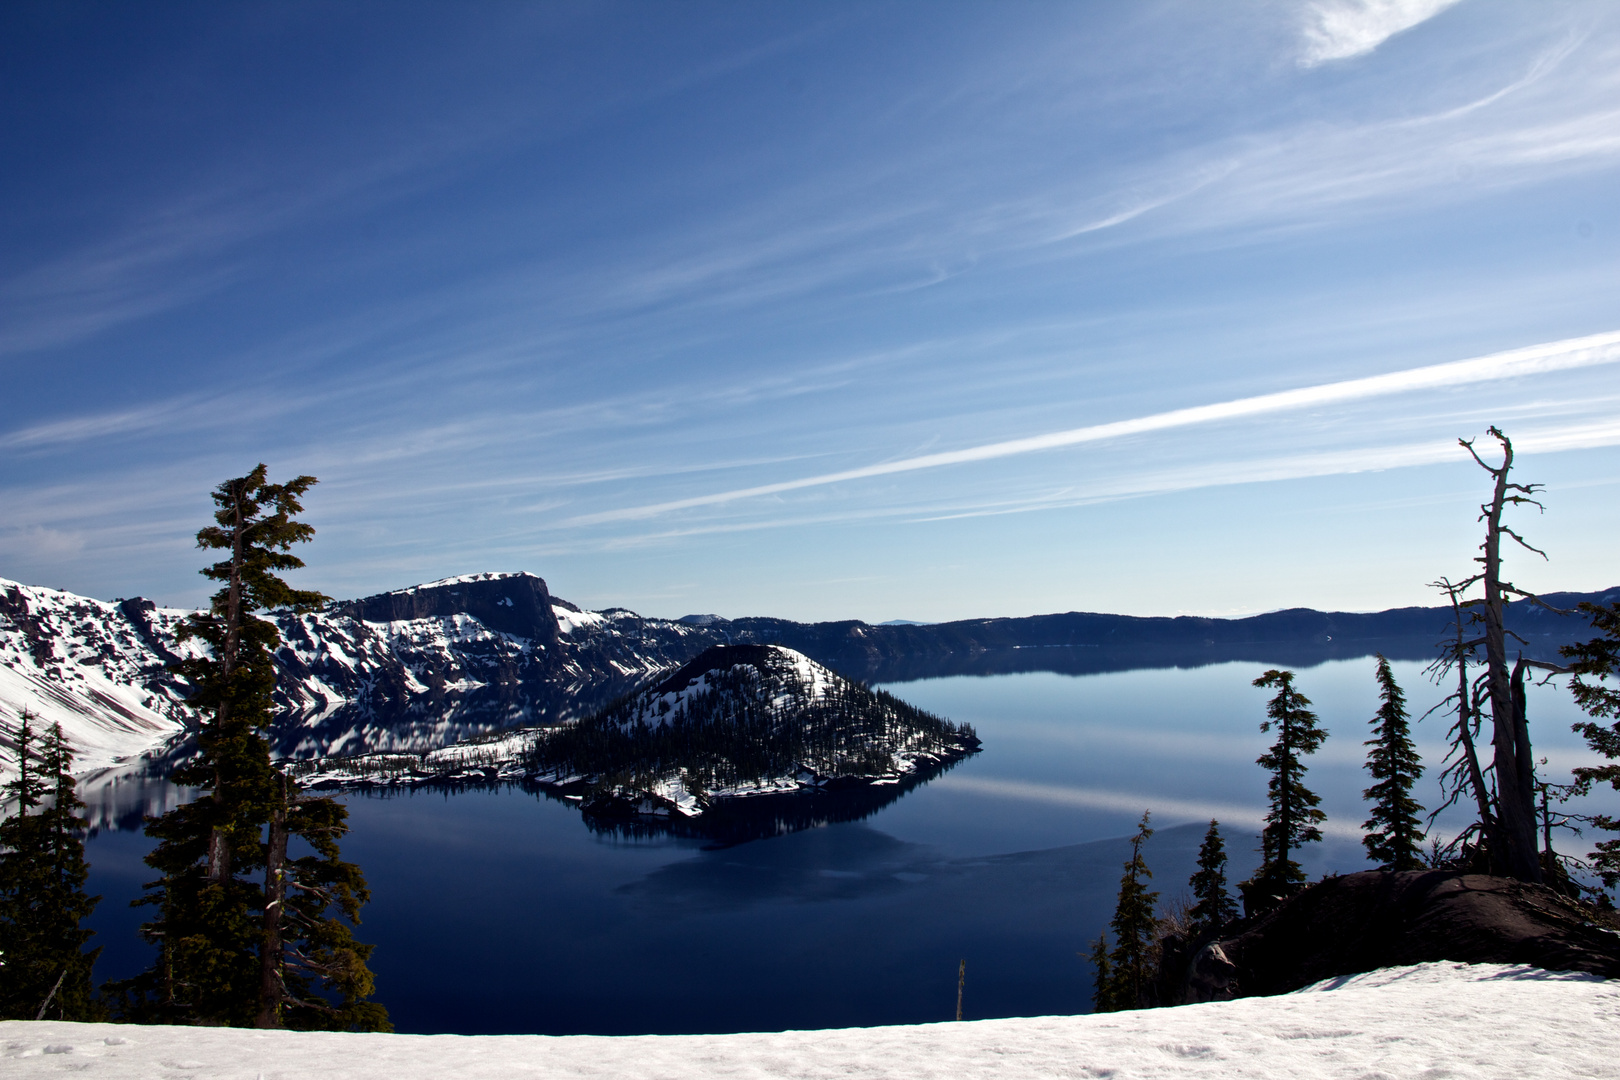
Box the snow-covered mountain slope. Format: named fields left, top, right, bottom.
left=292, top=644, right=981, bottom=824
left=3, top=963, right=1613, bottom=1078
left=0, top=580, right=199, bottom=776
left=10, top=566, right=1611, bottom=786
left=1, top=573, right=728, bottom=781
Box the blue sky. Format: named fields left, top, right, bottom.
left=2, top=0, right=1618, bottom=622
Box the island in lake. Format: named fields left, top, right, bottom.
left=291, top=644, right=981, bottom=834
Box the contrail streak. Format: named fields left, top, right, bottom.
left=570, top=329, right=1620, bottom=525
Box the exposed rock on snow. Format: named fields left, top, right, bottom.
left=1171, top=869, right=1620, bottom=1004
left=2, top=963, right=1614, bottom=1078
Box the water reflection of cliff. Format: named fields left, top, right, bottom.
left=75, top=750, right=971, bottom=845
left=857, top=637, right=1450, bottom=684
left=564, top=754, right=973, bottom=848
left=75, top=756, right=201, bottom=835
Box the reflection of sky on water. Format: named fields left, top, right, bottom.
left=873, top=659, right=1604, bottom=868
left=80, top=658, right=1611, bottom=1035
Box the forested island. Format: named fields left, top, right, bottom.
left=290, top=643, right=981, bottom=830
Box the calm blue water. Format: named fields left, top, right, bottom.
left=80, top=658, right=1602, bottom=1034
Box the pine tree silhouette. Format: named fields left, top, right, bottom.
left=0, top=713, right=101, bottom=1020
left=1094, top=812, right=1158, bottom=1012
left=1241, top=670, right=1327, bottom=913
left=1362, top=656, right=1425, bottom=870
left=1188, top=820, right=1237, bottom=932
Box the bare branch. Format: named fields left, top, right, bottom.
left=1499, top=527, right=1549, bottom=560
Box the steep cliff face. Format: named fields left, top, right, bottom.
left=262, top=573, right=727, bottom=759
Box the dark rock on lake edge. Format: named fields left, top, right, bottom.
left=1164, top=869, right=1620, bottom=1005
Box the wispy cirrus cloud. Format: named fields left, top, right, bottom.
left=567, top=330, right=1620, bottom=526
left=1297, top=0, right=1465, bottom=67
left=525, top=405, right=1620, bottom=553
left=909, top=413, right=1620, bottom=525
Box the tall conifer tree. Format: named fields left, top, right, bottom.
left=1244, top=670, right=1327, bottom=907
left=112, top=466, right=387, bottom=1030
left=1094, top=812, right=1158, bottom=1012
left=1188, top=820, right=1237, bottom=932
left=0, top=713, right=101, bottom=1020
left=1362, top=656, right=1425, bottom=870
left=1086, top=936, right=1113, bottom=1013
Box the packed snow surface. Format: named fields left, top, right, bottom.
left=387, top=572, right=537, bottom=593
left=2, top=964, right=1612, bottom=1078
left=551, top=605, right=606, bottom=636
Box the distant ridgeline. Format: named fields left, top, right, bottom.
left=290, top=644, right=981, bottom=831
left=2, top=570, right=1614, bottom=782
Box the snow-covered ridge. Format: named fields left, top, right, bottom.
left=384, top=571, right=539, bottom=594
left=2, top=963, right=1612, bottom=1078
left=0, top=572, right=732, bottom=783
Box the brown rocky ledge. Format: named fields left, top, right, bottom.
left=1170, top=870, right=1620, bottom=1004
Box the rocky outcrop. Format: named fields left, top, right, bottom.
left=1170, top=870, right=1620, bottom=1004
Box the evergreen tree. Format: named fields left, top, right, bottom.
left=1362, top=656, right=1425, bottom=870
left=1243, top=670, right=1327, bottom=907
left=0, top=713, right=101, bottom=1020
left=1562, top=601, right=1620, bottom=888
left=111, top=466, right=388, bottom=1030
left=260, top=774, right=389, bottom=1030
left=1095, top=812, right=1158, bottom=1012
left=1086, top=935, right=1114, bottom=1012
left=1188, top=820, right=1236, bottom=932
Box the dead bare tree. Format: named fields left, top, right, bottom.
left=1423, top=576, right=1498, bottom=868
left=1456, top=427, right=1567, bottom=883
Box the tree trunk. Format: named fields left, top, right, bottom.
left=1454, top=675, right=1496, bottom=854
left=1474, top=435, right=1541, bottom=883
left=206, top=828, right=231, bottom=883
left=207, top=481, right=249, bottom=884
left=256, top=774, right=289, bottom=1029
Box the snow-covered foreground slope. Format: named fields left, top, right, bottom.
left=2, top=964, right=1612, bottom=1078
